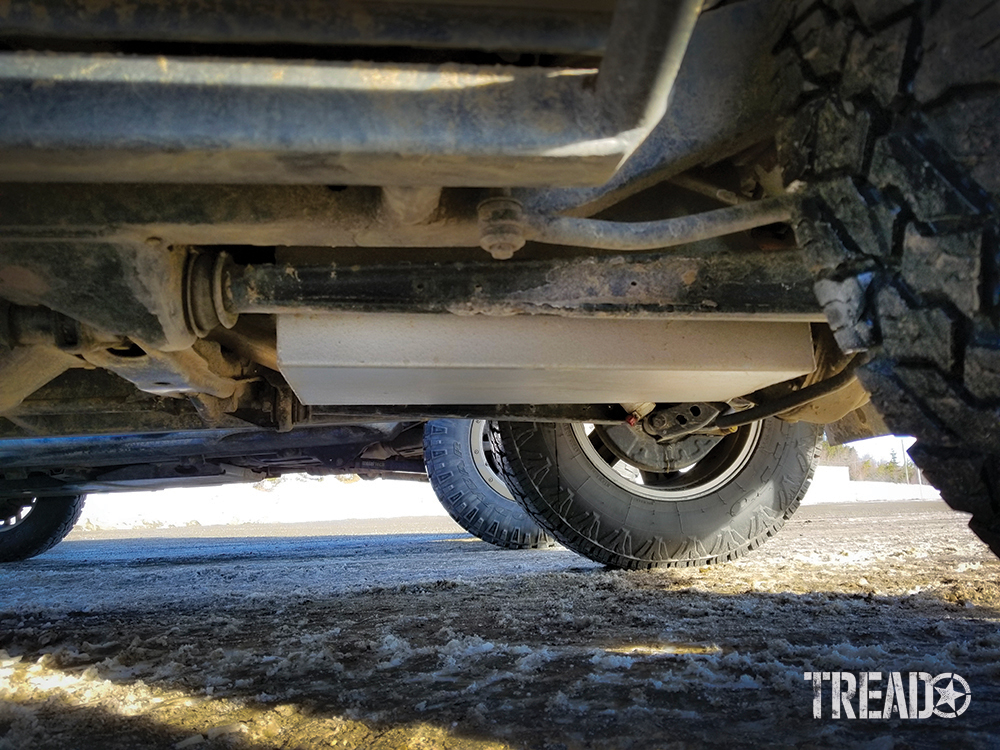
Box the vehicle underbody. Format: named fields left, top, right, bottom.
left=2, top=0, right=998, bottom=568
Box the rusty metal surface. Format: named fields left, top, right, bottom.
left=0, top=242, right=193, bottom=351
left=524, top=196, right=796, bottom=250
left=82, top=347, right=238, bottom=400
left=0, top=369, right=227, bottom=440
left=220, top=247, right=821, bottom=320
left=0, top=345, right=82, bottom=414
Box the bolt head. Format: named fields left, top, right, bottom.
left=486, top=242, right=518, bottom=260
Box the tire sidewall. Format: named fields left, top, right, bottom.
left=0, top=495, right=84, bottom=562
left=503, top=418, right=819, bottom=567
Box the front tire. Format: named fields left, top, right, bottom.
left=0, top=495, right=85, bottom=562
left=494, top=418, right=819, bottom=570
left=781, top=0, right=1000, bottom=557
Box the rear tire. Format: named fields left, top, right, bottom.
left=0, top=495, right=85, bottom=562
left=423, top=420, right=555, bottom=549
left=494, top=418, right=819, bottom=570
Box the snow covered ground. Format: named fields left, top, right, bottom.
left=72, top=468, right=940, bottom=532
left=73, top=475, right=450, bottom=532
left=802, top=466, right=941, bottom=504
left=2, top=501, right=997, bottom=749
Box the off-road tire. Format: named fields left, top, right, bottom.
left=492, top=418, right=819, bottom=570
left=0, top=495, right=85, bottom=562
left=781, top=0, right=1000, bottom=557
left=424, top=420, right=555, bottom=550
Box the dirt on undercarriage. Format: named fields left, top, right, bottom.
left=1, top=501, right=998, bottom=750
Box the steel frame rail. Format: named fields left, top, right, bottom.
left=0, top=0, right=703, bottom=186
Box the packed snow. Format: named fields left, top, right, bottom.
left=1, top=501, right=997, bottom=749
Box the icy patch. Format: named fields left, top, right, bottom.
left=513, top=647, right=558, bottom=672
left=588, top=652, right=633, bottom=670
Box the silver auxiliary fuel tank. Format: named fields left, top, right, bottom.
left=277, top=313, right=815, bottom=406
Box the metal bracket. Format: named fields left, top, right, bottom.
left=644, top=402, right=723, bottom=439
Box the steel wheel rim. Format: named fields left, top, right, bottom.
left=572, top=420, right=763, bottom=501
left=0, top=497, right=36, bottom=533
left=469, top=420, right=515, bottom=501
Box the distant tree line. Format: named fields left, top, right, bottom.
left=816, top=438, right=922, bottom=483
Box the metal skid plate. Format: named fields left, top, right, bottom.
left=277, top=313, right=815, bottom=405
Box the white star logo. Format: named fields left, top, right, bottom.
left=932, top=673, right=972, bottom=718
